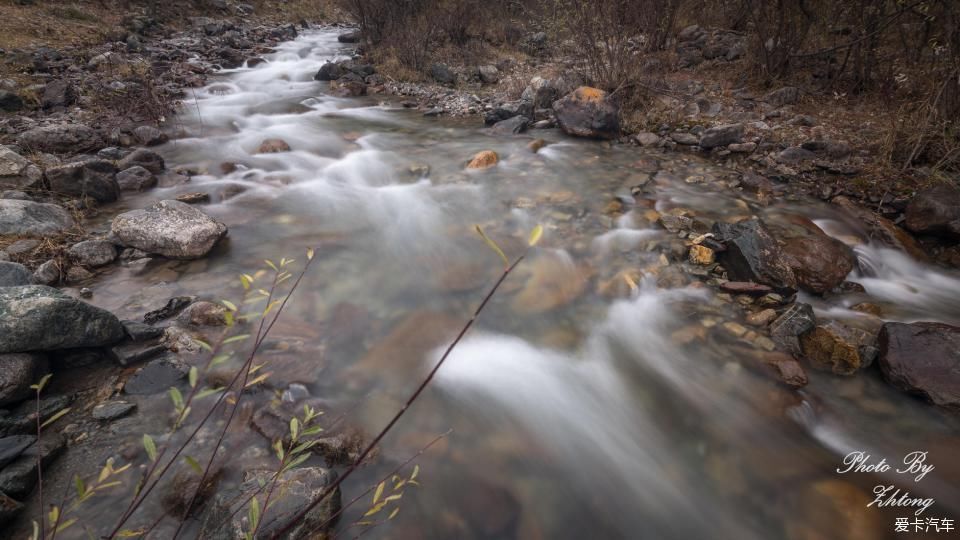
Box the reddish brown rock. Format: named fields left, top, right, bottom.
left=467, top=150, right=499, bottom=169
left=878, top=321, right=960, bottom=409
left=832, top=196, right=927, bottom=260
left=767, top=214, right=856, bottom=294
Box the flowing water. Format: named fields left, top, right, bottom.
left=55, top=29, right=960, bottom=539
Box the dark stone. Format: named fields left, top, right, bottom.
left=0, top=262, right=32, bottom=287
left=41, top=80, right=77, bottom=110
left=553, top=87, right=620, bottom=139
left=337, top=30, right=361, bottom=43
left=122, top=320, right=164, bottom=341
left=430, top=63, right=457, bottom=85
left=832, top=196, right=927, bottom=260
left=484, top=101, right=533, bottom=125
left=768, top=303, right=816, bottom=355
left=110, top=342, right=166, bottom=366
left=0, top=492, right=23, bottom=527
left=0, top=435, right=33, bottom=469
left=713, top=219, right=797, bottom=293
left=0, top=434, right=65, bottom=499
left=698, top=123, right=744, bottom=148
left=490, top=115, right=529, bottom=135
left=719, top=281, right=772, bottom=295
left=0, top=395, right=72, bottom=437
left=92, top=400, right=136, bottom=421
left=133, top=125, right=169, bottom=146
left=764, top=86, right=800, bottom=107
left=17, top=124, right=103, bottom=155
left=45, top=159, right=120, bottom=202
left=0, top=353, right=46, bottom=407
left=767, top=215, right=856, bottom=294
left=144, top=296, right=195, bottom=324
left=879, top=322, right=960, bottom=409
left=116, top=165, right=157, bottom=191
left=0, top=91, right=24, bottom=112
left=118, top=148, right=165, bottom=174
left=123, top=354, right=188, bottom=395
left=0, top=286, right=125, bottom=353
left=905, top=183, right=960, bottom=238
left=776, top=146, right=816, bottom=163
left=314, top=61, right=344, bottom=81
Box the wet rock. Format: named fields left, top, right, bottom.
left=511, top=253, right=589, bottom=314
left=740, top=349, right=808, bottom=387
left=45, top=159, right=120, bottom=203
left=144, top=296, right=195, bottom=324
left=92, top=400, right=136, bottom=421
left=800, top=321, right=877, bottom=375
left=17, top=124, right=103, bottom=155
left=118, top=148, right=165, bottom=174
left=200, top=467, right=340, bottom=540
left=553, top=87, right=620, bottom=139
left=0, top=262, right=32, bottom=287
left=527, top=138, right=547, bottom=153
left=764, top=86, right=799, bottom=107
left=768, top=215, right=855, bottom=294
left=175, top=192, right=211, bottom=204
left=0, top=286, right=125, bottom=353
left=0, top=436, right=34, bottom=469
left=430, top=63, right=457, bottom=85
left=314, top=61, right=344, bottom=81
left=133, top=125, right=168, bottom=146
left=256, top=138, right=291, bottom=154
left=0, top=394, right=72, bottom=437
left=832, top=196, right=926, bottom=260
left=699, top=123, right=743, bottom=148
left=161, top=464, right=223, bottom=517
left=484, top=101, right=533, bottom=125
left=110, top=340, right=166, bottom=367
left=689, top=244, right=715, bottom=264
left=338, top=30, right=361, bottom=43
left=31, top=260, right=59, bottom=286
left=0, top=434, right=65, bottom=500
left=713, top=219, right=797, bottom=292
left=720, top=281, right=772, bottom=295
left=904, top=183, right=960, bottom=238
left=111, top=200, right=228, bottom=259
left=0, top=90, right=23, bottom=112
left=768, top=303, right=816, bottom=355
left=746, top=308, right=777, bottom=326
left=878, top=322, right=960, bottom=409
left=467, top=150, right=499, bottom=169
left=329, top=78, right=367, bottom=97
left=41, top=80, right=77, bottom=110
left=116, top=165, right=157, bottom=191
left=124, top=354, right=188, bottom=395
left=180, top=301, right=228, bottom=326
left=490, top=115, right=529, bottom=135
left=67, top=240, right=117, bottom=267
left=0, top=353, right=47, bottom=407
left=739, top=172, right=773, bottom=194
left=786, top=480, right=885, bottom=540
left=0, top=145, right=43, bottom=190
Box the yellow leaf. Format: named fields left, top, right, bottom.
left=475, top=225, right=508, bottom=267
left=388, top=507, right=400, bottom=520
left=372, top=481, right=385, bottom=504
left=306, top=247, right=315, bottom=260
left=222, top=300, right=238, bottom=312
left=528, top=224, right=544, bottom=247
left=41, top=407, right=71, bottom=429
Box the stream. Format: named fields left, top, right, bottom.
left=52, top=29, right=960, bottom=539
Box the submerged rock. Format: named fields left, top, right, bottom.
left=878, top=322, right=960, bottom=409
left=111, top=200, right=228, bottom=259
left=467, top=150, right=499, bottom=169
left=553, top=87, right=620, bottom=139
left=123, top=354, right=188, bottom=395
left=0, top=286, right=125, bottom=353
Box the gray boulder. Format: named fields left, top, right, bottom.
left=0, top=353, right=47, bottom=407
left=45, top=159, right=120, bottom=202
left=0, top=200, right=74, bottom=236
left=17, top=124, right=104, bottom=155
left=699, top=123, right=744, bottom=148
left=478, top=65, right=499, bottom=84
left=490, top=116, right=529, bottom=135
left=111, top=200, right=228, bottom=259
left=0, top=262, right=32, bottom=287
left=430, top=63, right=457, bottom=85
left=41, top=80, right=77, bottom=110
left=116, top=165, right=157, bottom=191
left=0, top=146, right=44, bottom=191
left=67, top=240, right=117, bottom=267
left=0, top=285, right=125, bottom=353
left=118, top=148, right=165, bottom=174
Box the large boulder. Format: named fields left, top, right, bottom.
left=713, top=219, right=797, bottom=293
left=553, top=87, right=620, bottom=139
left=904, top=183, right=960, bottom=238
left=0, top=285, right=125, bottom=353
left=45, top=159, right=120, bottom=202
left=878, top=322, right=960, bottom=409
left=111, top=200, right=228, bottom=259
left=0, top=353, right=47, bottom=407
left=767, top=214, right=855, bottom=294
left=0, top=146, right=44, bottom=190
left=17, top=124, right=104, bottom=155
left=0, top=200, right=74, bottom=236
left=0, top=262, right=33, bottom=287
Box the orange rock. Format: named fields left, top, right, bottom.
left=527, top=138, right=547, bottom=153
left=255, top=138, right=291, bottom=154
left=467, top=150, right=499, bottom=169
left=573, top=86, right=606, bottom=103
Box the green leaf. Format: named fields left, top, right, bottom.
left=74, top=475, right=86, bottom=499
left=221, top=300, right=238, bottom=312
left=188, top=367, right=198, bottom=389
left=388, top=507, right=400, bottom=520
left=211, top=353, right=232, bottom=367
left=194, top=339, right=213, bottom=352
left=169, top=387, right=184, bottom=410
left=40, top=407, right=71, bottom=429
left=48, top=506, right=59, bottom=527
left=475, top=225, right=509, bottom=267
left=143, top=434, right=157, bottom=462
left=117, top=529, right=146, bottom=538
left=411, top=464, right=419, bottom=480
left=223, top=334, right=251, bottom=345
left=301, top=425, right=324, bottom=437
left=280, top=452, right=311, bottom=472
left=31, top=373, right=53, bottom=393
left=240, top=274, right=253, bottom=290
left=528, top=224, right=544, bottom=247
left=264, top=259, right=278, bottom=272
left=196, top=386, right=224, bottom=399
left=273, top=439, right=285, bottom=461
left=184, top=455, right=203, bottom=475
left=55, top=518, right=77, bottom=534
left=289, top=417, right=299, bottom=441
left=248, top=497, right=261, bottom=531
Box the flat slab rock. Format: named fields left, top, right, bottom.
left=879, top=322, right=960, bottom=409
left=0, top=199, right=75, bottom=236
left=111, top=200, right=228, bottom=259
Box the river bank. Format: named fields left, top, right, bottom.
left=1, top=9, right=959, bottom=540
